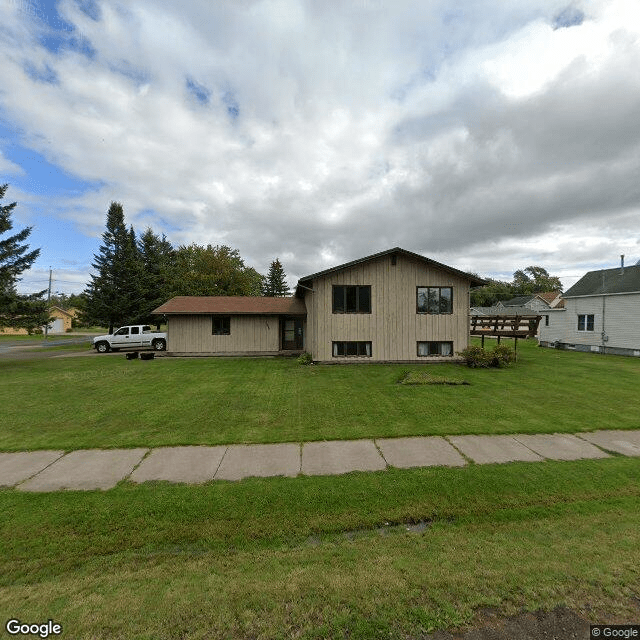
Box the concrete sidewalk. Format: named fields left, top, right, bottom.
left=1, top=429, right=639, bottom=492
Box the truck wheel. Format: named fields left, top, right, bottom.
left=153, top=339, right=166, bottom=351
left=96, top=341, right=110, bottom=353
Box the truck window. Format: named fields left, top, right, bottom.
left=114, top=327, right=129, bottom=336
left=143, top=326, right=151, bottom=332
left=131, top=327, right=140, bottom=334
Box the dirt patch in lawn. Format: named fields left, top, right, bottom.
left=426, top=602, right=640, bottom=639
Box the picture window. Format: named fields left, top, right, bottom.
left=332, top=286, right=371, bottom=313
left=417, top=287, right=453, bottom=314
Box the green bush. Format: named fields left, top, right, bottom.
left=491, top=344, right=517, bottom=366
left=458, top=344, right=516, bottom=368
left=297, top=352, right=313, bottom=365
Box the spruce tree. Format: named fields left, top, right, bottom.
left=137, top=227, right=174, bottom=326
left=82, top=202, right=144, bottom=332
left=262, top=258, right=291, bottom=297
left=0, top=184, right=49, bottom=332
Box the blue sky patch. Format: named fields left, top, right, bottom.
left=186, top=78, right=211, bottom=105
left=23, top=60, right=59, bottom=84
left=553, top=6, right=585, bottom=29
left=222, top=91, right=240, bottom=120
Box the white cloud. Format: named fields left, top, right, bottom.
left=1, top=0, right=639, bottom=290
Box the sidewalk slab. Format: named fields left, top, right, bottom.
left=578, top=430, right=640, bottom=456
left=18, top=448, right=148, bottom=492
left=0, top=451, right=64, bottom=487
left=447, top=435, right=544, bottom=464
left=376, top=436, right=466, bottom=468
left=215, top=443, right=300, bottom=481
left=513, top=434, right=609, bottom=461
left=130, top=446, right=227, bottom=484
left=302, top=440, right=386, bottom=476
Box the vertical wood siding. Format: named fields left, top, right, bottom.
left=167, top=314, right=280, bottom=353
left=306, top=253, right=471, bottom=362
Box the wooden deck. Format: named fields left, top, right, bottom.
left=470, top=314, right=542, bottom=338
left=470, top=315, right=542, bottom=351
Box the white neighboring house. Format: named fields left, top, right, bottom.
left=539, top=261, right=640, bottom=357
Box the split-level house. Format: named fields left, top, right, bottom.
left=153, top=248, right=486, bottom=362
left=538, top=260, right=640, bottom=357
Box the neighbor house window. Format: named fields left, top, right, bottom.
left=212, top=316, right=231, bottom=335
left=417, top=341, right=453, bottom=357
left=332, top=285, right=371, bottom=313
left=417, top=287, right=453, bottom=314
left=577, top=314, right=594, bottom=331
left=332, top=341, right=372, bottom=357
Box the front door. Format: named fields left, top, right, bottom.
left=281, top=317, right=303, bottom=350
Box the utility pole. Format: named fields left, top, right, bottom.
left=43, top=268, right=52, bottom=340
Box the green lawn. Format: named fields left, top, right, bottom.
left=1, top=338, right=639, bottom=450
left=2, top=341, right=640, bottom=638
left=1, top=458, right=640, bottom=638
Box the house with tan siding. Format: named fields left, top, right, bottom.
left=538, top=261, right=640, bottom=357
left=153, top=248, right=485, bottom=362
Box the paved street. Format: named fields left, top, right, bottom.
left=1, top=429, right=638, bottom=492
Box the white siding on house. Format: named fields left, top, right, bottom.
left=538, top=292, right=640, bottom=354
left=305, top=253, right=471, bottom=362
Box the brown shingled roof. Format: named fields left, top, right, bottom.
left=536, top=291, right=561, bottom=304
left=152, top=296, right=306, bottom=315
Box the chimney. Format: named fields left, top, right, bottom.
left=621, top=254, right=625, bottom=275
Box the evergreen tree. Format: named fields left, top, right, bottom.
left=137, top=227, right=174, bottom=327
left=82, top=202, right=144, bottom=332
left=261, top=258, right=291, bottom=297
left=0, top=184, right=49, bottom=332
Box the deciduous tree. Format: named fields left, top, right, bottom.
left=170, top=244, right=263, bottom=297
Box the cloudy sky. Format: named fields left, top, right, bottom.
left=1, top=0, right=639, bottom=295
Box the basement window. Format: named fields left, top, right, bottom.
left=417, top=341, right=453, bottom=357
left=332, top=341, right=372, bottom=357
left=212, top=316, right=231, bottom=335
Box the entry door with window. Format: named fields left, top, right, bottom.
left=282, top=317, right=303, bottom=350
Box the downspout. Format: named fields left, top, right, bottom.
left=601, top=270, right=606, bottom=354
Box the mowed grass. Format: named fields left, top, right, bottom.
left=1, top=338, right=639, bottom=450
left=1, top=458, right=640, bottom=638
left=2, top=343, right=640, bottom=637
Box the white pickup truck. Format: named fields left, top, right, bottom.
left=92, top=325, right=167, bottom=353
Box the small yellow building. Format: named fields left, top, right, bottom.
left=0, top=306, right=77, bottom=335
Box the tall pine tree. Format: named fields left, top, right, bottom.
left=261, top=258, right=291, bottom=297
left=137, top=227, right=174, bottom=326
left=82, top=202, right=144, bottom=332
left=0, top=184, right=49, bottom=332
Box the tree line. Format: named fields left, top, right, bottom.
left=470, top=266, right=563, bottom=307
left=81, top=202, right=291, bottom=332
left=0, top=192, right=291, bottom=332
left=1, top=186, right=565, bottom=332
